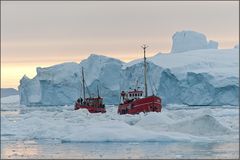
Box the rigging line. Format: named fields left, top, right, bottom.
left=77, top=69, right=83, bottom=99
left=81, top=68, right=92, bottom=98
left=135, top=79, right=139, bottom=90
left=86, top=84, right=91, bottom=98
left=96, top=80, right=101, bottom=97
left=97, top=85, right=100, bottom=97
left=79, top=77, right=83, bottom=98
left=149, top=75, right=157, bottom=96
left=84, top=71, right=92, bottom=98
left=145, top=59, right=158, bottom=96
left=119, top=91, right=122, bottom=104
left=149, top=64, right=158, bottom=96
left=119, top=80, right=122, bottom=104
left=81, top=67, right=86, bottom=101
left=147, top=62, right=155, bottom=95
left=151, top=75, right=158, bottom=96
left=153, top=80, right=158, bottom=96
left=79, top=74, right=91, bottom=98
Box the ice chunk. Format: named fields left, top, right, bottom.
left=208, top=40, right=218, bottom=49
left=1, top=88, right=18, bottom=98
left=168, top=114, right=231, bottom=136
left=171, top=30, right=218, bottom=53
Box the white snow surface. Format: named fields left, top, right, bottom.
left=125, top=48, right=238, bottom=78
left=1, top=95, right=239, bottom=143
left=1, top=95, right=19, bottom=104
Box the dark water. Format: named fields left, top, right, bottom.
left=1, top=140, right=239, bottom=159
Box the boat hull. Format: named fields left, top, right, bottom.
left=75, top=103, right=106, bottom=113
left=118, top=95, right=162, bottom=115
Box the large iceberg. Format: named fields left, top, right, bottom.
left=171, top=30, right=218, bottom=53
left=19, top=31, right=239, bottom=106
left=19, top=55, right=124, bottom=106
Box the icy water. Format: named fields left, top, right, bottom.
left=1, top=140, right=239, bottom=159
left=1, top=96, right=239, bottom=159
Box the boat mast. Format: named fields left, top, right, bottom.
left=141, top=44, right=148, bottom=98
left=97, top=85, right=100, bottom=97
left=82, top=67, right=86, bottom=101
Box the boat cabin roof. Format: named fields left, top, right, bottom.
left=86, top=97, right=103, bottom=101
left=128, top=90, right=143, bottom=94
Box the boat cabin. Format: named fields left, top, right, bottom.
left=128, top=90, right=143, bottom=100
left=82, top=97, right=104, bottom=108
left=121, top=89, right=143, bottom=103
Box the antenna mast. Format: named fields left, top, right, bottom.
left=141, top=44, right=148, bottom=98
left=82, top=67, right=86, bottom=101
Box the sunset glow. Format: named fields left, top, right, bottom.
left=1, top=1, right=239, bottom=89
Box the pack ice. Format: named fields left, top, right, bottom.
left=1, top=97, right=238, bottom=142
left=19, top=31, right=239, bottom=106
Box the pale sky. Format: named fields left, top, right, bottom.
left=1, top=1, right=239, bottom=89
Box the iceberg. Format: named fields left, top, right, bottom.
left=171, top=30, right=218, bottom=53
left=1, top=88, right=18, bottom=98
left=19, top=31, right=239, bottom=106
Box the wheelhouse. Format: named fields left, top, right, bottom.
left=85, top=97, right=104, bottom=108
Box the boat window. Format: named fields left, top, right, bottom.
left=135, top=94, right=137, bottom=96
left=129, top=94, right=131, bottom=97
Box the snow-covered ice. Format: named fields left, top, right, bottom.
left=1, top=95, right=239, bottom=159
left=1, top=95, right=239, bottom=143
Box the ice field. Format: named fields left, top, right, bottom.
left=1, top=95, right=239, bottom=159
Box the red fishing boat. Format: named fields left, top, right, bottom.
left=74, top=67, right=106, bottom=113
left=118, top=45, right=162, bottom=115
